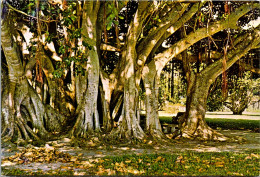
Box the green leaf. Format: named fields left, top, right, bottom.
left=118, top=15, right=124, bottom=20
left=59, top=46, right=65, bottom=54
left=40, top=5, right=45, bottom=11
left=107, top=21, right=113, bottom=31
left=28, top=3, right=34, bottom=8
left=201, top=16, right=205, bottom=23
left=70, top=15, right=76, bottom=22
left=114, top=20, right=119, bottom=25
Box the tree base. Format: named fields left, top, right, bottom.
left=146, top=128, right=173, bottom=144
left=181, top=125, right=228, bottom=141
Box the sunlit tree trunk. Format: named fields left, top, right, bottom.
left=181, top=72, right=227, bottom=140
left=1, top=13, right=59, bottom=143
left=100, top=71, right=113, bottom=132
left=70, top=1, right=101, bottom=138
left=108, top=2, right=152, bottom=141
left=142, top=61, right=166, bottom=140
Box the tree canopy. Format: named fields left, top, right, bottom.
left=1, top=0, right=259, bottom=144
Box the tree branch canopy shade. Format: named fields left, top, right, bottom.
left=1, top=0, right=259, bottom=143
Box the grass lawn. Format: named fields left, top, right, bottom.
left=159, top=116, right=260, bottom=130
left=2, top=151, right=259, bottom=176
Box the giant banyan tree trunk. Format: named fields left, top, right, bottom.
left=107, top=2, right=151, bottom=142
left=70, top=2, right=101, bottom=138
left=180, top=29, right=260, bottom=141
left=142, top=62, right=166, bottom=140
left=1, top=14, right=64, bottom=143
left=108, top=47, right=145, bottom=142
left=181, top=73, right=227, bottom=141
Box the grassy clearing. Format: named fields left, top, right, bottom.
left=206, top=118, right=260, bottom=130
left=2, top=151, right=259, bottom=176
left=160, top=116, right=260, bottom=130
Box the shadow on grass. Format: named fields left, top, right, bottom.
left=159, top=116, right=260, bottom=131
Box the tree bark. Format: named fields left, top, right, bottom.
left=181, top=73, right=227, bottom=141
left=142, top=60, right=167, bottom=140
left=180, top=28, right=259, bottom=140
left=108, top=2, right=153, bottom=141
left=100, top=71, right=113, bottom=132
left=1, top=13, right=56, bottom=142
left=70, top=1, right=101, bottom=138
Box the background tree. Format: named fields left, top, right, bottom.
left=225, top=71, right=258, bottom=115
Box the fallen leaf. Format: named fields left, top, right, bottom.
left=156, top=156, right=162, bottom=161
left=106, top=169, right=116, bottom=175
left=24, top=152, right=33, bottom=157
left=115, top=162, right=120, bottom=166
left=18, top=160, right=24, bottom=164
left=74, top=171, right=86, bottom=175
left=99, top=159, right=105, bottom=163
left=60, top=166, right=70, bottom=170
left=93, top=137, right=99, bottom=142
left=13, top=157, right=20, bottom=162
left=245, top=156, right=252, bottom=160
left=251, top=153, right=260, bottom=159
left=171, top=171, right=177, bottom=175
left=70, top=157, right=78, bottom=162
left=125, top=160, right=131, bottom=163
left=215, top=161, right=224, bottom=167
left=81, top=161, right=94, bottom=167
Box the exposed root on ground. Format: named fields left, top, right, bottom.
left=147, top=129, right=174, bottom=145
left=181, top=125, right=228, bottom=141
left=105, top=124, right=146, bottom=144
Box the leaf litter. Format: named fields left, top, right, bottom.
left=1, top=130, right=260, bottom=176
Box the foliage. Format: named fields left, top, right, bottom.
left=160, top=61, right=187, bottom=107
left=207, top=68, right=258, bottom=113
left=225, top=72, right=258, bottom=115
left=207, top=76, right=226, bottom=112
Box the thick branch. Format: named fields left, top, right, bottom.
left=100, top=43, right=120, bottom=52
left=136, top=3, right=190, bottom=66
left=154, top=3, right=260, bottom=70
left=202, top=28, right=260, bottom=80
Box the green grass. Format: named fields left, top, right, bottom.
left=2, top=151, right=259, bottom=176
left=159, top=116, right=260, bottom=130
left=1, top=168, right=74, bottom=176
left=206, top=118, right=260, bottom=130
